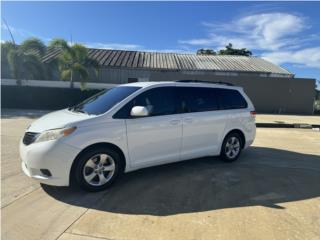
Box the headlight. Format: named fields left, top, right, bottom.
left=35, top=127, right=77, bottom=143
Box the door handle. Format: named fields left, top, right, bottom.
left=169, top=119, right=181, bottom=125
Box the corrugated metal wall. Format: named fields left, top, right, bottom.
left=98, top=68, right=316, bottom=114
left=98, top=68, right=150, bottom=84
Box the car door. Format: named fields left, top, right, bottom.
left=124, top=87, right=182, bottom=167
left=177, top=87, right=228, bottom=160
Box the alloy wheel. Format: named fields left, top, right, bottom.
left=225, top=136, right=240, bottom=159
left=82, top=153, right=116, bottom=186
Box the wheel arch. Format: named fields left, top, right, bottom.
left=69, top=142, right=127, bottom=185
left=223, top=129, right=246, bottom=149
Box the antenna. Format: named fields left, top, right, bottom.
left=2, top=18, right=15, bottom=44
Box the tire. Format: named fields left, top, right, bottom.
left=220, top=132, right=242, bottom=162
left=73, top=147, right=123, bottom=192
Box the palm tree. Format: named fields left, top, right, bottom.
left=1, top=41, right=15, bottom=78
left=48, top=39, right=98, bottom=88
left=6, top=38, right=47, bottom=82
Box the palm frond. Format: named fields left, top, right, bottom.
left=80, top=81, right=87, bottom=90
left=73, top=63, right=89, bottom=81
left=72, top=44, right=88, bottom=63
left=59, top=51, right=73, bottom=66
left=7, top=49, right=23, bottom=79
left=85, top=58, right=99, bottom=68
left=1, top=41, right=17, bottom=51
left=20, top=38, right=46, bottom=56
left=23, top=54, right=45, bottom=79
left=61, top=69, right=71, bottom=81
left=48, top=39, right=70, bottom=51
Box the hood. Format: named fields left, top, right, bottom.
left=28, top=109, right=94, bottom=133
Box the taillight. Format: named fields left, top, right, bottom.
left=250, top=111, right=256, bottom=117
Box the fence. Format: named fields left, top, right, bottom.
left=1, top=78, right=316, bottom=114
left=1, top=79, right=114, bottom=110
left=1, top=79, right=118, bottom=89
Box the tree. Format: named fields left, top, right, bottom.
left=196, top=43, right=253, bottom=57
left=196, top=48, right=216, bottom=55
left=5, top=38, right=47, bottom=82
left=218, top=43, right=252, bottom=56
left=48, top=39, right=98, bottom=88
left=1, top=41, right=15, bottom=78
left=315, top=88, right=320, bottom=100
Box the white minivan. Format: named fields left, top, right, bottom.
left=20, top=81, right=256, bottom=191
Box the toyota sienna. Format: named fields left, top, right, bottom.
left=20, top=81, right=256, bottom=191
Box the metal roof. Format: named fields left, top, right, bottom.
left=43, top=48, right=293, bottom=77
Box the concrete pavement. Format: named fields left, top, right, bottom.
left=256, top=114, right=320, bottom=125
left=1, top=111, right=320, bottom=240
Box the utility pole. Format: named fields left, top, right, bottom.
left=2, top=18, right=16, bottom=45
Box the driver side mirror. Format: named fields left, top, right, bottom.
left=130, top=106, right=149, bottom=117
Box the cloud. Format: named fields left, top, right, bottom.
left=180, top=12, right=320, bottom=69
left=262, top=47, right=320, bottom=69
left=180, top=13, right=308, bottom=51
left=85, top=42, right=142, bottom=50
left=85, top=42, right=192, bottom=53
left=1, top=23, right=143, bottom=52
left=1, top=24, right=145, bottom=51
left=1, top=23, right=190, bottom=54
left=1, top=23, right=51, bottom=42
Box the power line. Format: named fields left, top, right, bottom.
left=2, top=18, right=16, bottom=45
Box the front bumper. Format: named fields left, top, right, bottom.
left=20, top=139, right=81, bottom=186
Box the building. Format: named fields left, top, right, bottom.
left=43, top=48, right=316, bottom=114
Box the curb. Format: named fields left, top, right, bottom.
left=256, top=123, right=320, bottom=129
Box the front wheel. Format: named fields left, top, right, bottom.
left=74, top=147, right=123, bottom=191
left=220, top=133, right=242, bottom=162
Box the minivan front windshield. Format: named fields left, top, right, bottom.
left=69, top=86, right=141, bottom=115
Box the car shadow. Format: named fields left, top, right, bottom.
left=42, top=146, right=320, bottom=216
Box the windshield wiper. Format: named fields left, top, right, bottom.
left=68, top=106, right=88, bottom=115
left=75, top=109, right=88, bottom=114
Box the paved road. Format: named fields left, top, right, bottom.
left=1, top=111, right=320, bottom=240
left=256, top=114, right=320, bottom=125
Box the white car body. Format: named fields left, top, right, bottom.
left=20, top=81, right=256, bottom=186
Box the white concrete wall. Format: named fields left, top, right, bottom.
left=1, top=79, right=119, bottom=89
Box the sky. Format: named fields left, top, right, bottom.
left=1, top=1, right=320, bottom=83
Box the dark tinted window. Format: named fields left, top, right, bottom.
left=217, top=89, right=248, bottom=109
left=114, top=87, right=176, bottom=118
left=69, top=86, right=140, bottom=115
left=177, top=87, right=219, bottom=113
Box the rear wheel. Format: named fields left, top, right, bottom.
left=220, top=132, right=242, bottom=162
left=74, top=147, right=123, bottom=191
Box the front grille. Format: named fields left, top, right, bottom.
left=23, top=132, right=39, bottom=145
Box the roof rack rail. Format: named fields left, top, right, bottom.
left=175, top=80, right=234, bottom=86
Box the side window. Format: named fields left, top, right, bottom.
left=217, top=89, right=248, bottom=110
left=114, top=87, right=176, bottom=118
left=177, top=87, right=219, bottom=113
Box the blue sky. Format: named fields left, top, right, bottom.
left=1, top=1, right=320, bottom=83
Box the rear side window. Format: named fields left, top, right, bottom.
left=177, top=87, right=219, bottom=113
left=217, top=89, right=248, bottom=109
left=114, top=87, right=176, bottom=118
